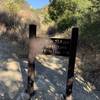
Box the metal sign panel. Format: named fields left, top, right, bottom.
left=43, top=38, right=70, bottom=57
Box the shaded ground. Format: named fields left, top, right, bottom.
left=0, top=37, right=100, bottom=100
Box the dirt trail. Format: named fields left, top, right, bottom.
left=0, top=38, right=100, bottom=100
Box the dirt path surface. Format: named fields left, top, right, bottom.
left=0, top=38, right=100, bottom=100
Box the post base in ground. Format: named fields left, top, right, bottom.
left=63, top=94, right=73, bottom=100
left=25, top=90, right=36, bottom=100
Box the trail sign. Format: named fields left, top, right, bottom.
left=43, top=38, right=70, bottom=56
left=26, top=24, right=78, bottom=100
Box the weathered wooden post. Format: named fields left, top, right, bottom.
left=66, top=27, right=78, bottom=100
left=26, top=24, right=36, bottom=99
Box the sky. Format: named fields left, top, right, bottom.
left=26, top=0, right=49, bottom=9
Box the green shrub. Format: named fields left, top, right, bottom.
left=57, top=14, right=77, bottom=32
left=43, top=14, right=52, bottom=24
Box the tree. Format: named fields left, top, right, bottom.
left=49, top=0, right=77, bottom=21
left=80, top=0, right=100, bottom=49
left=48, top=0, right=78, bottom=31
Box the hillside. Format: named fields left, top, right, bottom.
left=0, top=0, right=41, bottom=40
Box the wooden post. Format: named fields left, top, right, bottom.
left=29, top=24, right=36, bottom=39
left=66, top=27, right=78, bottom=100
left=26, top=24, right=36, bottom=99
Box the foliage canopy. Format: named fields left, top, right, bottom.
left=48, top=0, right=100, bottom=49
